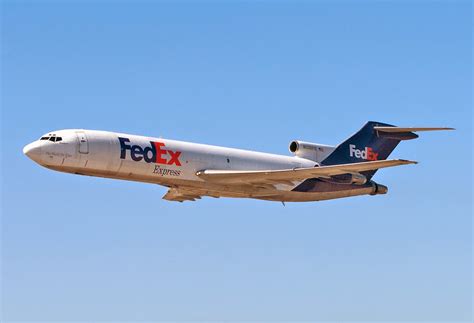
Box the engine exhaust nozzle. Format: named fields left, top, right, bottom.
left=370, top=182, right=388, bottom=195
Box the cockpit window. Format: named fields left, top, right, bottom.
left=40, top=134, right=62, bottom=142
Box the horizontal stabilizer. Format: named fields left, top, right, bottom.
left=374, top=126, right=454, bottom=132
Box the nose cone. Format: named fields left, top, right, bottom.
left=23, top=141, right=43, bottom=163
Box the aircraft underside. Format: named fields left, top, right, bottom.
left=46, top=164, right=385, bottom=202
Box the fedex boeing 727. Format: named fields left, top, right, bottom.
left=23, top=121, right=452, bottom=202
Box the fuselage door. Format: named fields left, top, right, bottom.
left=77, top=131, right=89, bottom=154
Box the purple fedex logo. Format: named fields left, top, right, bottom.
left=119, top=137, right=182, bottom=166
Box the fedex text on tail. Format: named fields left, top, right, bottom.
left=349, top=144, right=379, bottom=161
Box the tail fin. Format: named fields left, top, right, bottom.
left=321, top=121, right=453, bottom=180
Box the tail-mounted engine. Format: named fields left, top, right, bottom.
left=325, top=173, right=368, bottom=185
left=370, top=182, right=388, bottom=195
left=289, top=140, right=336, bottom=163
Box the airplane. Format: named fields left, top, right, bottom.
left=23, top=121, right=453, bottom=203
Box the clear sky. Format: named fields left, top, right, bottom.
left=1, top=1, right=472, bottom=321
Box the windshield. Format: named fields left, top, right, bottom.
left=39, top=134, right=62, bottom=142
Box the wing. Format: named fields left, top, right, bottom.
left=196, top=159, right=416, bottom=184
left=162, top=187, right=204, bottom=202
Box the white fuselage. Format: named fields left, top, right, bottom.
left=23, top=129, right=381, bottom=202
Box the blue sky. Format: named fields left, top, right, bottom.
left=1, top=1, right=472, bottom=321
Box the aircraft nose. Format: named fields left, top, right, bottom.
left=23, top=141, right=43, bottom=163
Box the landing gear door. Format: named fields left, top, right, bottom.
left=76, top=131, right=89, bottom=154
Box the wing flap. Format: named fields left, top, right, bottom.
left=197, top=159, right=416, bottom=184
left=162, top=187, right=204, bottom=202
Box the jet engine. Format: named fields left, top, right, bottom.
left=325, top=173, right=368, bottom=185
left=348, top=173, right=367, bottom=185
left=370, top=182, right=388, bottom=195
left=289, top=140, right=336, bottom=163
